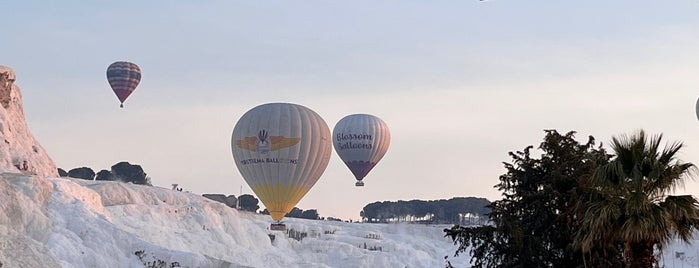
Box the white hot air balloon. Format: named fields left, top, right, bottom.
left=231, top=103, right=332, bottom=230
left=332, top=114, right=390, bottom=186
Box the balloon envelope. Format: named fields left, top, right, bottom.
left=106, top=61, right=141, bottom=107
left=696, top=97, right=699, bottom=121
left=231, top=103, right=332, bottom=222
left=332, top=114, right=390, bottom=186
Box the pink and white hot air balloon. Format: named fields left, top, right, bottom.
left=332, top=114, right=390, bottom=187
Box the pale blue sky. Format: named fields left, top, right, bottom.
left=4, top=1, right=699, bottom=220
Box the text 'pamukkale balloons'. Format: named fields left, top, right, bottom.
left=333, top=114, right=390, bottom=187
left=106, top=61, right=141, bottom=108
left=231, top=103, right=332, bottom=225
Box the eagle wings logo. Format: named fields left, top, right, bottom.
left=235, top=129, right=301, bottom=154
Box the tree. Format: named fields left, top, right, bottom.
left=111, top=162, right=149, bottom=185
left=238, top=194, right=259, bottom=212
left=445, top=130, right=611, bottom=267
left=95, top=169, right=115, bottom=181
left=67, top=167, right=95, bottom=180
left=360, top=198, right=490, bottom=223
left=300, top=209, right=320, bottom=220
left=573, top=130, right=699, bottom=268
left=286, top=207, right=303, bottom=218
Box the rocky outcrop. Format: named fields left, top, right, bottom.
left=0, top=66, right=58, bottom=177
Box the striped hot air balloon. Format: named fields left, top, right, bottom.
left=333, top=114, right=390, bottom=187
left=231, top=103, right=332, bottom=227
left=106, top=61, right=141, bottom=108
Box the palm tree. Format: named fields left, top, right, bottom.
left=574, top=130, right=699, bottom=268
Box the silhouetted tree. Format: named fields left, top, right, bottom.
left=286, top=207, right=303, bottom=218
left=574, top=130, right=699, bottom=268
left=300, top=209, right=320, bottom=220
left=111, top=161, right=150, bottom=185
left=444, top=130, right=613, bottom=267
left=238, top=194, right=259, bottom=212
left=360, top=198, right=490, bottom=223
left=260, top=207, right=322, bottom=220
left=57, top=168, right=68, bottom=177
left=95, top=169, right=115, bottom=181
left=67, top=167, right=95, bottom=180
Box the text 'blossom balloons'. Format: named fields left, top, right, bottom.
left=231, top=103, right=332, bottom=222
left=106, top=61, right=141, bottom=108
left=332, top=114, right=390, bottom=186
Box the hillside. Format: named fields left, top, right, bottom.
left=0, top=174, right=471, bottom=267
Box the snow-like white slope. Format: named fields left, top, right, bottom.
left=0, top=66, right=57, bottom=177
left=0, top=174, right=470, bottom=268
left=4, top=174, right=699, bottom=268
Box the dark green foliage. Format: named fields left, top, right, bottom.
left=238, top=194, right=259, bottom=212
left=67, top=167, right=95, bottom=180
left=260, top=207, right=322, bottom=220
left=62, top=162, right=151, bottom=185
left=300, top=209, right=319, bottom=220
left=444, top=225, right=497, bottom=267
left=95, top=169, right=116, bottom=181
left=286, top=207, right=303, bottom=218
left=445, top=130, right=611, bottom=267
left=111, top=161, right=150, bottom=185
left=361, top=197, right=490, bottom=223
left=574, top=131, right=699, bottom=268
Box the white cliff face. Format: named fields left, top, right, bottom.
left=0, top=66, right=57, bottom=177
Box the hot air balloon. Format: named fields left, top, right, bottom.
left=332, top=114, right=390, bottom=187
left=231, top=103, right=332, bottom=230
left=696, top=97, right=699, bottom=121
left=106, top=61, right=141, bottom=108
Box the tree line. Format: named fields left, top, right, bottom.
left=229, top=193, right=325, bottom=220
left=232, top=193, right=490, bottom=223
left=360, top=197, right=491, bottom=224
left=444, top=129, right=699, bottom=268
left=58, top=161, right=151, bottom=185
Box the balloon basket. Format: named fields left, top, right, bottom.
left=355, top=181, right=364, bottom=187
left=270, top=223, right=287, bottom=231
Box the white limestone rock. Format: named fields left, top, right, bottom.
left=0, top=65, right=58, bottom=177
